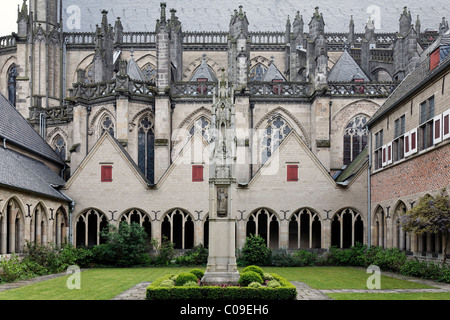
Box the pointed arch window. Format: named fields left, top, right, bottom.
left=101, top=115, right=115, bottom=137
left=249, top=63, right=267, bottom=82
left=8, top=65, right=17, bottom=107
left=261, top=116, right=291, bottom=164
left=343, top=115, right=368, bottom=165
left=52, top=135, right=66, bottom=161
left=189, top=116, right=211, bottom=141
left=142, top=64, right=157, bottom=83
left=138, top=115, right=155, bottom=184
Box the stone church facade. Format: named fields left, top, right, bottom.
left=0, top=1, right=448, bottom=257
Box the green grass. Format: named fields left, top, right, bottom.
left=260, top=267, right=436, bottom=290
left=328, top=292, right=450, bottom=300
left=0, top=267, right=196, bottom=300
left=0, top=266, right=445, bottom=300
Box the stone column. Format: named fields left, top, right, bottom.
left=154, top=96, right=171, bottom=183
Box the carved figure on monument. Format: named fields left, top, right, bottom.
left=217, top=187, right=228, bottom=217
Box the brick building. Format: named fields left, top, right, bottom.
left=367, top=31, right=450, bottom=260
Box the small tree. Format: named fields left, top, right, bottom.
left=399, top=189, right=450, bottom=265
left=100, top=222, right=149, bottom=267
left=240, top=234, right=271, bottom=266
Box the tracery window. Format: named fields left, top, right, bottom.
left=161, top=209, right=194, bottom=249
left=189, top=116, right=211, bottom=141
left=53, top=135, right=66, bottom=161
left=261, top=116, right=291, bottom=164
left=246, top=208, right=279, bottom=249
left=343, top=115, right=368, bottom=165
left=101, top=115, right=115, bottom=137
left=8, top=65, right=17, bottom=106
left=138, top=115, right=155, bottom=184
left=142, top=64, right=157, bottom=83
left=249, top=64, right=267, bottom=82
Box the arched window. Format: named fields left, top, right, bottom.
left=100, top=114, right=115, bottom=137
left=52, top=135, right=66, bottom=161
left=137, top=115, right=155, bottom=184
left=142, top=64, right=157, bottom=83
left=249, top=63, right=267, bottom=82
left=189, top=116, right=211, bottom=141
left=261, top=116, right=291, bottom=164
left=331, top=208, right=364, bottom=248
left=374, top=206, right=386, bottom=248
left=120, top=209, right=152, bottom=245
left=75, top=209, right=108, bottom=248
left=246, top=208, right=279, bottom=249
left=8, top=65, right=17, bottom=107
left=289, top=209, right=322, bottom=249
left=343, top=115, right=368, bottom=165
left=0, top=198, right=24, bottom=254
left=393, top=201, right=408, bottom=251
left=160, top=209, right=194, bottom=249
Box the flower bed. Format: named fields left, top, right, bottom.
left=146, top=267, right=297, bottom=300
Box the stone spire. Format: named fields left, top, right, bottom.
left=348, top=15, right=355, bottom=44
left=440, top=17, right=449, bottom=35
left=399, top=6, right=412, bottom=37
left=17, top=0, right=28, bottom=37
left=93, top=10, right=114, bottom=83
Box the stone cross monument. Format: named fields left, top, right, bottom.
left=201, top=76, right=240, bottom=285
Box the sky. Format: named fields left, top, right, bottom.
left=0, top=0, right=23, bottom=36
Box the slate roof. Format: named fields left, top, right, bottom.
left=262, top=61, right=286, bottom=82
left=327, top=49, right=370, bottom=82
left=0, top=147, right=70, bottom=202
left=334, top=147, right=368, bottom=184
left=60, top=0, right=448, bottom=33
left=0, top=94, right=66, bottom=166
left=191, top=55, right=218, bottom=81
left=127, top=56, right=147, bottom=81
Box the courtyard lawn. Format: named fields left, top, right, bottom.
left=261, top=266, right=436, bottom=290
left=327, top=292, right=450, bottom=300
left=0, top=266, right=442, bottom=300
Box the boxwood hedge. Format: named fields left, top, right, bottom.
left=146, top=272, right=297, bottom=300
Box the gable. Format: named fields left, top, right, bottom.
left=64, top=133, right=149, bottom=193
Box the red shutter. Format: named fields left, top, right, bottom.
left=192, top=165, right=204, bottom=182
left=444, top=113, right=449, bottom=136
left=411, top=131, right=416, bottom=150
left=101, top=166, right=112, bottom=182
left=405, top=134, right=410, bottom=154
left=443, top=111, right=450, bottom=140
left=287, top=165, right=298, bottom=181
left=430, top=47, right=440, bottom=70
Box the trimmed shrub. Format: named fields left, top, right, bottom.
left=242, top=265, right=264, bottom=278
left=183, top=281, right=200, bottom=287
left=175, top=272, right=198, bottom=286
left=248, top=282, right=263, bottom=288
left=240, top=235, right=271, bottom=266
left=147, top=272, right=297, bottom=300
left=238, top=271, right=263, bottom=287
left=293, top=250, right=317, bottom=266
left=159, top=279, right=175, bottom=288
left=267, top=280, right=281, bottom=288
left=189, top=268, right=205, bottom=280
left=262, top=273, right=274, bottom=282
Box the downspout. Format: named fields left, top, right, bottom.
left=328, top=100, right=332, bottom=141
left=170, top=102, right=175, bottom=164
left=249, top=102, right=254, bottom=178
left=69, top=201, right=75, bottom=245
left=367, top=126, right=372, bottom=247
left=86, top=106, right=91, bottom=155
